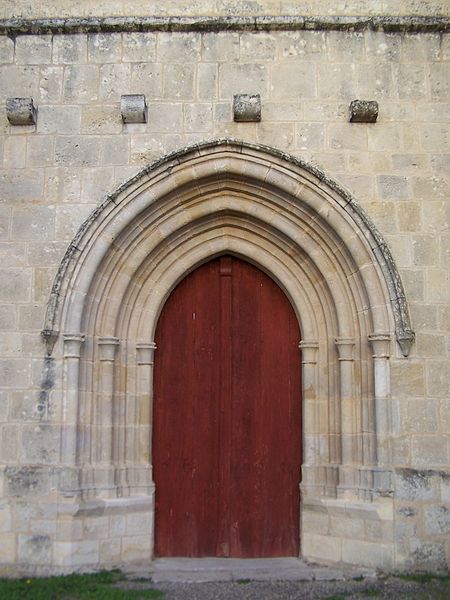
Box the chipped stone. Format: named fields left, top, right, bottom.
left=233, top=94, right=261, bottom=122
left=6, top=97, right=37, bottom=125
left=120, top=94, right=147, bottom=124
left=349, top=100, right=378, bottom=123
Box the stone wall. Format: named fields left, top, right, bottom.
left=0, top=7, right=449, bottom=574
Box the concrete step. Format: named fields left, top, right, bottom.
left=125, top=558, right=376, bottom=583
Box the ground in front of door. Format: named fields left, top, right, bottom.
left=119, top=558, right=450, bottom=599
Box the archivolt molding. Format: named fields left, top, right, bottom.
left=43, top=138, right=414, bottom=357
left=42, top=137, right=414, bottom=502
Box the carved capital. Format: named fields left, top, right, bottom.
left=98, top=336, right=120, bottom=361
left=63, top=333, right=85, bottom=358
left=136, top=342, right=157, bottom=365
left=368, top=333, right=391, bottom=358
left=299, top=340, right=319, bottom=364
left=335, top=337, right=355, bottom=361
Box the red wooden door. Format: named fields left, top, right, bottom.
left=153, top=256, right=301, bottom=557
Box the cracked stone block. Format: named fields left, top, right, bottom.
left=121, top=94, right=147, bottom=124
left=233, top=94, right=261, bottom=122
left=6, top=97, right=37, bottom=125
left=349, top=99, right=378, bottom=123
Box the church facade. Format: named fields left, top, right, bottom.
left=0, top=1, right=449, bottom=574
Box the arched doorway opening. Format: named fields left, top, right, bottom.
left=153, top=255, right=301, bottom=557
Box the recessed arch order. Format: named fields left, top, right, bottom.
left=44, top=139, right=414, bottom=520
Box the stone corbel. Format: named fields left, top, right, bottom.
left=349, top=99, right=378, bottom=123
left=6, top=97, right=37, bottom=125
left=233, top=94, right=261, bottom=122
left=121, top=94, right=147, bottom=123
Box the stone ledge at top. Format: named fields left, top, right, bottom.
left=1, top=0, right=450, bottom=20
left=1, top=15, right=449, bottom=35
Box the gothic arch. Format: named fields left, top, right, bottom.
left=45, top=139, right=413, bottom=560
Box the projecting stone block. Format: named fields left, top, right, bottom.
left=349, top=99, right=378, bottom=123
left=121, top=94, right=147, bottom=124
left=6, top=98, right=37, bottom=125
left=233, top=94, right=261, bottom=122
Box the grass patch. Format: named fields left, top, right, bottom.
left=397, top=573, right=450, bottom=584
left=236, top=578, right=251, bottom=584
left=0, top=570, right=163, bottom=600
left=361, top=590, right=380, bottom=597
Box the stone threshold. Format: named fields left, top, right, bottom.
left=0, top=15, right=449, bottom=36
left=125, top=558, right=376, bottom=583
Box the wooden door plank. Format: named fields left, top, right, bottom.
left=229, top=259, right=301, bottom=557
left=153, top=260, right=222, bottom=556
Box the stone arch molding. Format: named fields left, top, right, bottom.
left=45, top=139, right=414, bottom=510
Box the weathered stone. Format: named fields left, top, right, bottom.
left=219, top=63, right=268, bottom=98
left=411, top=436, right=449, bottom=467
left=120, top=94, right=147, bottom=124
left=233, top=94, right=261, bottom=122
left=6, top=98, right=37, bottom=125
left=271, top=62, right=316, bottom=99
left=122, top=32, right=157, bottom=62
left=52, top=34, right=87, bottom=64
left=37, top=106, right=81, bottom=134
left=62, top=65, right=99, bottom=103
left=87, top=33, right=122, bottom=63
left=163, top=63, right=195, bottom=100
left=3, top=137, right=26, bottom=169
left=26, top=136, right=54, bottom=167
left=11, top=206, right=55, bottom=241
left=184, top=103, right=213, bottom=132
left=425, top=506, right=450, bottom=535
left=55, top=136, right=101, bottom=167
left=18, top=534, right=51, bottom=564
left=349, top=100, right=379, bottom=123
left=99, top=63, right=131, bottom=101
left=15, top=35, right=52, bottom=65
left=202, top=32, right=239, bottom=61
left=395, top=469, right=439, bottom=501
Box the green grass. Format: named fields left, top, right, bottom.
left=397, top=572, right=450, bottom=584
left=236, top=578, right=251, bottom=584
left=0, top=570, right=164, bottom=600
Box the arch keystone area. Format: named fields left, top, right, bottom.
left=43, top=138, right=414, bottom=358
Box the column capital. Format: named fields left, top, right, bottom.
left=136, top=342, right=157, bottom=365
left=368, top=333, right=391, bottom=358
left=98, top=336, right=120, bottom=361
left=63, top=333, right=85, bottom=358
left=299, top=340, right=319, bottom=364
left=335, top=337, right=355, bottom=361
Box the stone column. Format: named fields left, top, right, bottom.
left=61, top=333, right=85, bottom=464
left=368, top=333, right=391, bottom=467
left=136, top=342, right=157, bottom=464
left=335, top=337, right=356, bottom=467
left=299, top=341, right=319, bottom=465
left=97, top=336, right=120, bottom=464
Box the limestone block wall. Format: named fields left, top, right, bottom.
left=0, top=6, right=449, bottom=573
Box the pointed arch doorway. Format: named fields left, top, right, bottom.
left=153, top=255, right=302, bottom=558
